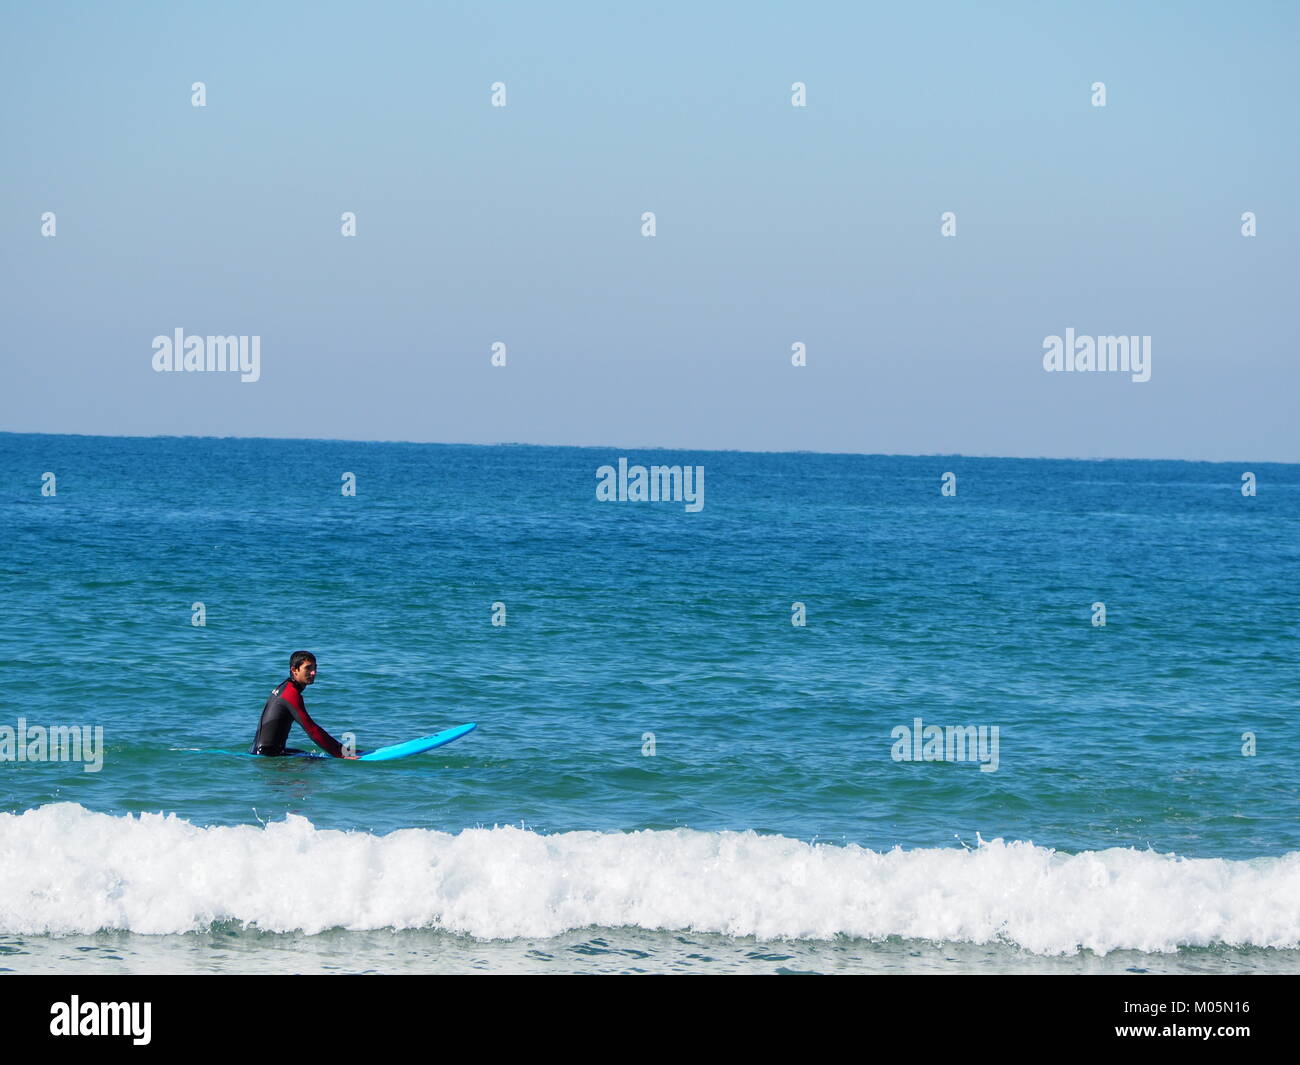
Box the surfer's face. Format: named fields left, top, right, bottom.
left=291, top=660, right=317, bottom=686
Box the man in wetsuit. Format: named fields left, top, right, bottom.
left=249, top=651, right=358, bottom=758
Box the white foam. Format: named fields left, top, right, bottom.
left=2, top=804, right=1297, bottom=954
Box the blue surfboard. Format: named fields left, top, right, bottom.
left=357, top=723, right=477, bottom=761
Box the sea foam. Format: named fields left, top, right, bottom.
left=2, top=804, right=1297, bottom=954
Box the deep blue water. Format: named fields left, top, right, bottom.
left=1, top=433, right=1297, bottom=970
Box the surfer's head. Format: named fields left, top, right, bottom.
left=289, top=650, right=317, bottom=686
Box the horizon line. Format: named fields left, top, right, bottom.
left=0, top=429, right=1294, bottom=467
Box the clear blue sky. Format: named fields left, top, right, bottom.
left=2, top=0, right=1297, bottom=460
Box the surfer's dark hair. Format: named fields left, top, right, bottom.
left=289, top=650, right=317, bottom=671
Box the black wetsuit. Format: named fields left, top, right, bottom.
left=249, top=678, right=345, bottom=757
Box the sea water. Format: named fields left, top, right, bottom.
left=1, top=433, right=1297, bottom=973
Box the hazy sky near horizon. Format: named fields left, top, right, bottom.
left=1, top=1, right=1297, bottom=461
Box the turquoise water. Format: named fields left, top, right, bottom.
left=1, top=433, right=1298, bottom=973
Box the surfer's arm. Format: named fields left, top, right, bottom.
left=280, top=685, right=345, bottom=758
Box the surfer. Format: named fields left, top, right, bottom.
left=249, top=651, right=358, bottom=758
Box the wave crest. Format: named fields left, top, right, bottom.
left=2, top=804, right=1297, bottom=954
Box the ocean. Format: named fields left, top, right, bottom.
left=1, top=432, right=1297, bottom=974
